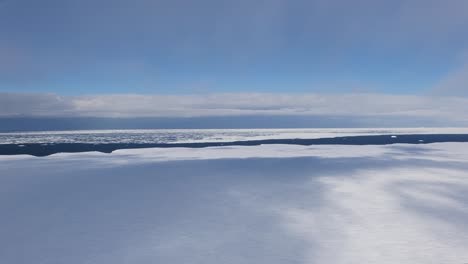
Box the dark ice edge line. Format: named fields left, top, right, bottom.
left=1, top=134, right=468, bottom=157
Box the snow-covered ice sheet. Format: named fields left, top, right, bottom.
left=1, top=143, right=468, bottom=263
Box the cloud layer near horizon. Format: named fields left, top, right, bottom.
left=1, top=93, right=468, bottom=125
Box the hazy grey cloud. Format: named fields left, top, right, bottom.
left=433, top=68, right=468, bottom=96
left=0, top=93, right=75, bottom=117
left=1, top=93, right=468, bottom=125
left=432, top=53, right=468, bottom=96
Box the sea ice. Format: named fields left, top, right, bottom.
left=1, top=143, right=468, bottom=264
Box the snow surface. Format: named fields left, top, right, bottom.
left=2, top=127, right=468, bottom=144
left=1, top=143, right=468, bottom=263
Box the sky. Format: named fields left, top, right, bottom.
left=1, top=0, right=468, bottom=128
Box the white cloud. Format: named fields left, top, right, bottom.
left=1, top=93, right=468, bottom=124
left=0, top=93, right=468, bottom=120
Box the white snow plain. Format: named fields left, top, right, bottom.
left=1, top=143, right=468, bottom=263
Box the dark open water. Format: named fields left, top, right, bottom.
left=1, top=134, right=468, bottom=156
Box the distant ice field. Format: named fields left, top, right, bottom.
left=2, top=128, right=468, bottom=145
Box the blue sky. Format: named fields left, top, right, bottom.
left=1, top=0, right=468, bottom=128
left=1, top=0, right=467, bottom=96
